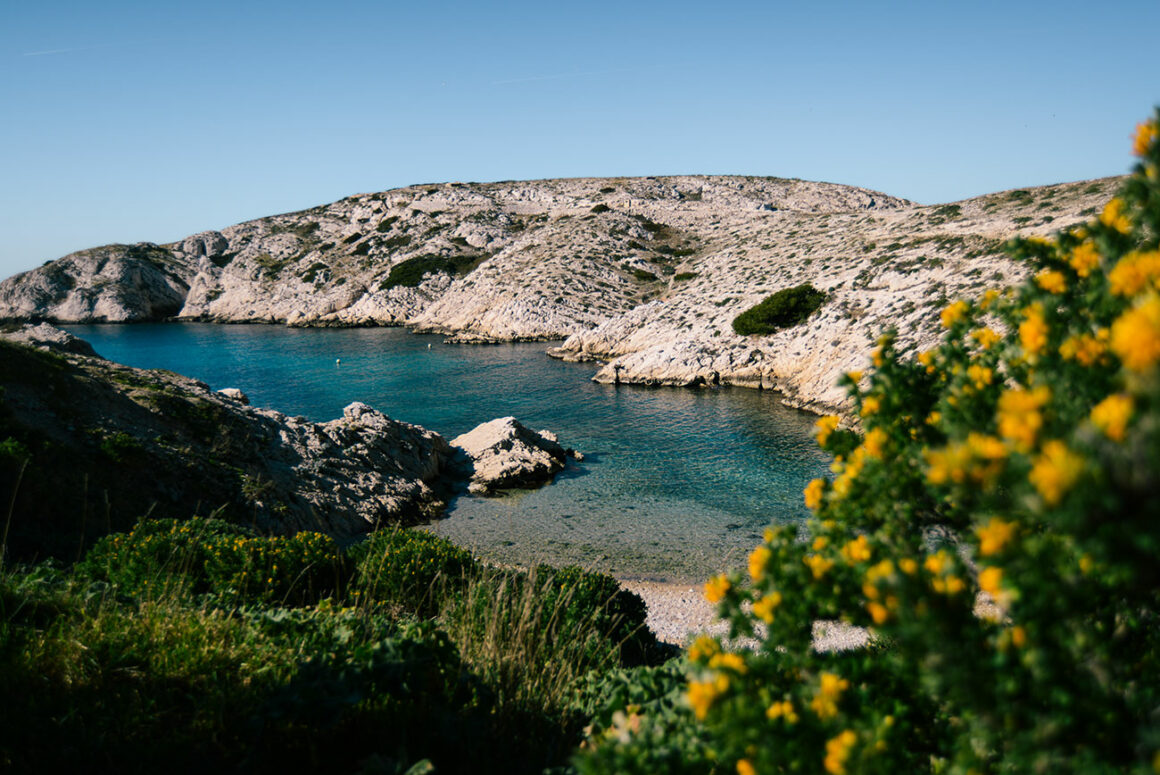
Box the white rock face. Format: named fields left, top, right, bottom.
left=0, top=175, right=1122, bottom=414
left=450, top=416, right=573, bottom=494
left=217, top=387, right=249, bottom=404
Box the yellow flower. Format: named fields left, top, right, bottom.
left=866, top=601, right=889, bottom=624
left=824, top=729, right=858, bottom=775
left=811, top=673, right=850, bottom=720
left=1111, top=295, right=1160, bottom=371
left=688, top=635, right=720, bottom=662
left=861, top=396, right=881, bottom=416
left=845, top=370, right=863, bottom=383
left=862, top=428, right=887, bottom=458
left=966, top=364, right=993, bottom=390
left=753, top=591, right=782, bottom=623
left=815, top=415, right=840, bottom=445
left=980, top=289, right=1001, bottom=310
left=917, top=349, right=936, bottom=374
left=704, top=574, right=731, bottom=603
left=804, top=478, right=826, bottom=510
left=840, top=535, right=872, bottom=564
left=1100, top=197, right=1131, bottom=234
left=1019, top=303, right=1049, bottom=358
left=971, top=327, right=1001, bottom=350
left=1010, top=625, right=1027, bottom=648
left=978, top=565, right=1004, bottom=598
left=1134, top=120, right=1159, bottom=156
left=736, top=759, right=757, bottom=775
left=1035, top=269, right=1067, bottom=294
left=804, top=554, right=835, bottom=579
left=976, top=517, right=1017, bottom=556
left=1108, top=250, right=1160, bottom=297
left=766, top=700, right=798, bottom=724
left=899, top=557, right=918, bottom=575
left=1069, top=241, right=1100, bottom=277
left=924, top=549, right=951, bottom=576
left=709, top=652, right=748, bottom=674
left=1029, top=440, right=1084, bottom=506
left=1090, top=393, right=1134, bottom=441
left=748, top=545, right=772, bottom=582
left=687, top=681, right=720, bottom=720
left=941, top=300, right=970, bottom=328
left=1059, top=332, right=1107, bottom=366
left=997, top=385, right=1051, bottom=451
left=925, top=433, right=1008, bottom=486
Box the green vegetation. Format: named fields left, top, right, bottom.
left=731, top=283, right=827, bottom=335
left=673, top=272, right=698, bottom=281
left=590, top=204, right=611, bottom=214
left=380, top=253, right=487, bottom=290
left=631, top=268, right=658, bottom=282
left=579, top=110, right=1160, bottom=774
left=2, top=519, right=663, bottom=773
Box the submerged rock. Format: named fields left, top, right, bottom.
left=450, top=416, right=576, bottom=495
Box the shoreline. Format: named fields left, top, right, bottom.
left=619, top=577, right=871, bottom=652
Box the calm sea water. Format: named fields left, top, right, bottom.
left=66, top=323, right=829, bottom=582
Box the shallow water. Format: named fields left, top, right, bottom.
left=66, top=323, right=830, bottom=582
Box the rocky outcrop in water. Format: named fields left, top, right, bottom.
left=0, top=175, right=1121, bottom=413
left=0, top=326, right=454, bottom=558
left=450, top=416, right=576, bottom=494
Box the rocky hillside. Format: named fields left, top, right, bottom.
left=0, top=325, right=572, bottom=561
left=0, top=175, right=1121, bottom=413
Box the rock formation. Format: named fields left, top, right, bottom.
left=0, top=326, right=453, bottom=558
left=0, top=175, right=1122, bottom=413
left=450, top=416, right=576, bottom=494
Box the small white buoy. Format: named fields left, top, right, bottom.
left=427, top=343, right=432, bottom=349
left=336, top=358, right=341, bottom=365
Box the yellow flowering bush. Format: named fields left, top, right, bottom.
left=579, top=109, right=1160, bottom=774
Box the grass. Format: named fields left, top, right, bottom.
left=0, top=518, right=664, bottom=773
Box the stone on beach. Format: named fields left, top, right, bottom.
left=450, top=415, right=576, bottom=494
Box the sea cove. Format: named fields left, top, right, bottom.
left=66, top=323, right=830, bottom=582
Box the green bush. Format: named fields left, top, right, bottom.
left=673, top=272, right=698, bottom=281
left=380, top=253, right=485, bottom=290
left=731, top=283, right=827, bottom=335
left=584, top=110, right=1160, bottom=775
left=79, top=518, right=345, bottom=606
left=348, top=528, right=478, bottom=616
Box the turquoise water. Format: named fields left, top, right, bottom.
left=66, top=323, right=829, bottom=582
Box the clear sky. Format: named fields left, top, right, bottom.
left=1, top=0, right=1157, bottom=279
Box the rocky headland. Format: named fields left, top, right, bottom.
left=0, top=175, right=1121, bottom=413
left=0, top=324, right=573, bottom=561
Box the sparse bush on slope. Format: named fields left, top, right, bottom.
left=731, top=283, right=827, bottom=335
left=581, top=110, right=1160, bottom=775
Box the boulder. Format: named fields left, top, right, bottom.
left=217, top=387, right=249, bottom=404
left=0, top=322, right=101, bottom=357
left=450, top=416, right=576, bottom=494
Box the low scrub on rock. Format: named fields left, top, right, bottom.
left=731, top=282, right=827, bottom=335
left=381, top=252, right=487, bottom=290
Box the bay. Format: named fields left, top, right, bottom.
left=65, top=323, right=830, bottom=583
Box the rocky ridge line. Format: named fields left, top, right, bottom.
left=0, top=175, right=1122, bottom=414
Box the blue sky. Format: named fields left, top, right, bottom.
left=1, top=0, right=1157, bottom=279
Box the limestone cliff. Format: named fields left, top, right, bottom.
left=0, top=175, right=1121, bottom=413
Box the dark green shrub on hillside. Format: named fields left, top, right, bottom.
left=673, top=272, right=698, bottom=281
left=380, top=253, right=486, bottom=290
left=591, top=204, right=612, bottom=213
left=731, top=283, right=827, bottom=335
left=632, top=268, right=659, bottom=282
